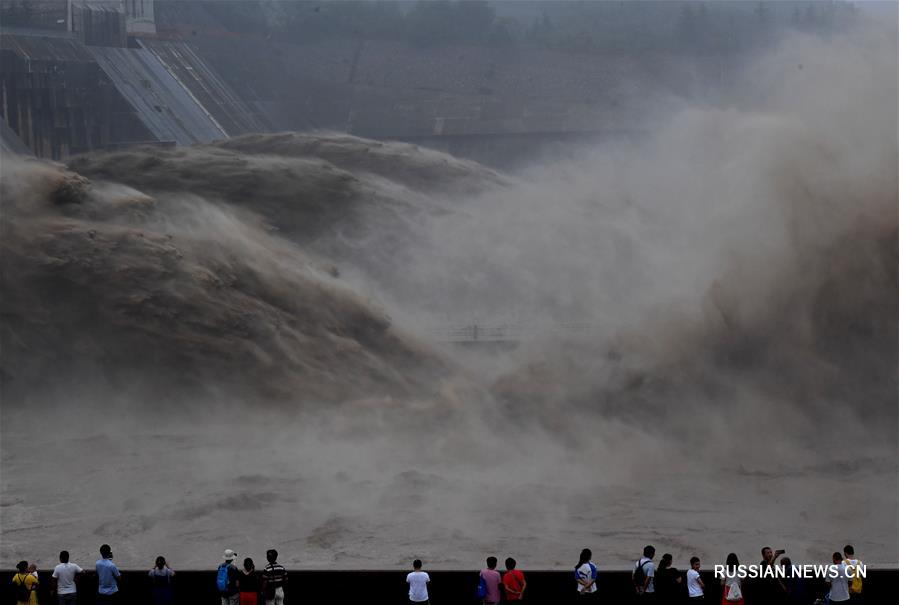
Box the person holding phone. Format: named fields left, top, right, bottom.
left=148, top=556, right=175, bottom=605
left=755, top=546, right=787, bottom=605
left=96, top=544, right=122, bottom=604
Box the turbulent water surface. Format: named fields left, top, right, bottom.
left=1, top=30, right=897, bottom=568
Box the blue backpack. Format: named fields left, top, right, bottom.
left=216, top=563, right=230, bottom=592
left=476, top=574, right=488, bottom=599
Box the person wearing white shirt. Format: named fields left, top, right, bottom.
left=826, top=552, right=851, bottom=603
left=633, top=545, right=656, bottom=597
left=842, top=544, right=864, bottom=602
left=406, top=559, right=430, bottom=604
left=51, top=550, right=84, bottom=604
left=686, top=556, right=705, bottom=601
left=575, top=548, right=598, bottom=599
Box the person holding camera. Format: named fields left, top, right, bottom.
left=753, top=546, right=787, bottom=605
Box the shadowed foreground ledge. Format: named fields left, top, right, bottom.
left=1, top=568, right=895, bottom=604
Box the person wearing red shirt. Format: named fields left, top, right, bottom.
left=502, top=557, right=526, bottom=602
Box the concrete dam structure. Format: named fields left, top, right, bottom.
left=0, top=0, right=263, bottom=159
left=2, top=0, right=665, bottom=164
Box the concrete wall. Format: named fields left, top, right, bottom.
left=396, top=129, right=641, bottom=170
left=140, top=38, right=270, bottom=136
left=88, top=43, right=228, bottom=145
left=0, top=33, right=152, bottom=159
left=0, top=0, right=69, bottom=31
left=72, top=2, right=127, bottom=48
left=0, top=26, right=256, bottom=158
left=124, top=0, right=156, bottom=35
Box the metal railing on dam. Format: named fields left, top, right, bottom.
left=431, top=321, right=600, bottom=344
left=2, top=567, right=895, bottom=604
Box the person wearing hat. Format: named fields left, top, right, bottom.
left=217, top=549, right=241, bottom=605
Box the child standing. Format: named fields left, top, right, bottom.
left=687, top=556, right=705, bottom=602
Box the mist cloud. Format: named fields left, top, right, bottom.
left=1, top=21, right=896, bottom=568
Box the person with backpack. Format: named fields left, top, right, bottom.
left=502, top=557, right=526, bottom=602
left=720, top=553, right=743, bottom=605
left=51, top=550, right=83, bottom=605
left=217, top=549, right=241, bottom=605
left=12, top=560, right=38, bottom=605
left=575, top=548, right=598, bottom=600
left=261, top=549, right=287, bottom=605
left=634, top=545, right=657, bottom=600
left=96, top=544, right=121, bottom=604
left=407, top=559, right=430, bottom=604
left=479, top=556, right=503, bottom=605
left=148, top=556, right=175, bottom=605
left=842, top=545, right=863, bottom=603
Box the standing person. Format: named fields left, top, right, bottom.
left=148, top=556, right=175, bottom=605
left=239, top=558, right=262, bottom=605
left=842, top=545, right=863, bottom=603
left=406, top=559, right=430, bottom=604
left=720, top=553, right=743, bottom=605
left=654, top=553, right=684, bottom=604
left=261, top=549, right=287, bottom=605
left=11, top=561, right=38, bottom=605
left=755, top=546, right=787, bottom=605
left=825, top=552, right=850, bottom=604
left=780, top=557, right=809, bottom=605
left=217, top=549, right=241, bottom=605
left=575, top=548, right=598, bottom=600
left=634, top=545, right=657, bottom=600
left=686, top=557, right=704, bottom=602
left=96, top=544, right=121, bottom=604
left=51, top=551, right=83, bottom=605
left=480, top=556, right=503, bottom=605
left=502, top=557, right=526, bottom=602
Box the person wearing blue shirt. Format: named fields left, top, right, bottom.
left=96, top=544, right=122, bottom=603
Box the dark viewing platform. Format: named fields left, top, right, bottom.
left=2, top=568, right=895, bottom=604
